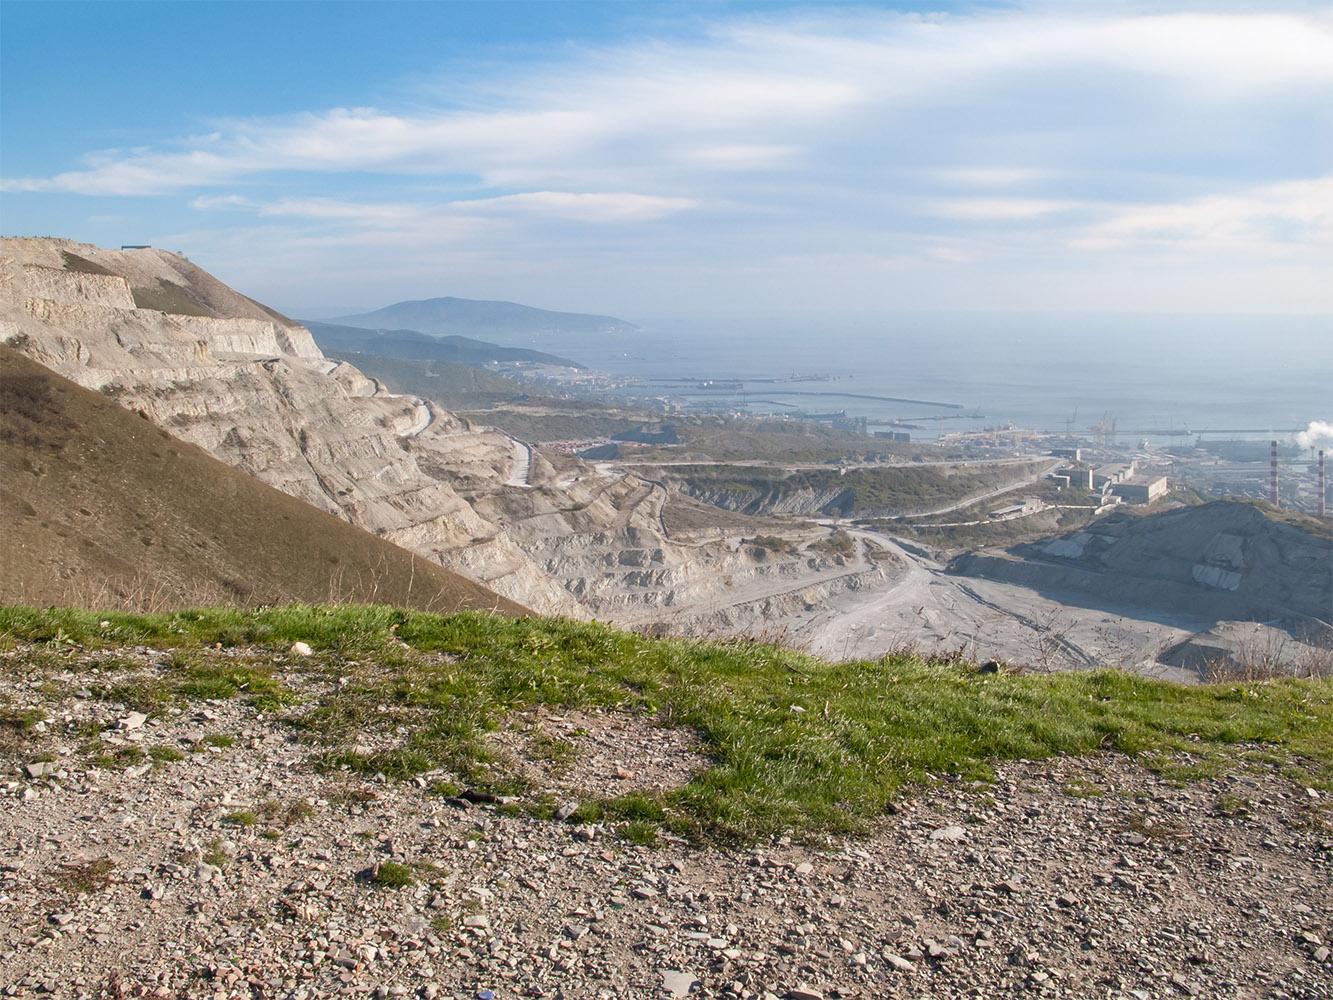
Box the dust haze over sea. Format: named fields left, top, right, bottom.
left=524, top=312, right=1331, bottom=445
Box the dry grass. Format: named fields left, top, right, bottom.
left=1203, top=632, right=1333, bottom=682
left=0, top=346, right=528, bottom=617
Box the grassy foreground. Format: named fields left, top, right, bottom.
left=3, top=604, right=1330, bottom=842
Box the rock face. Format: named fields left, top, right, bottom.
left=0, top=238, right=826, bottom=621
left=1, top=238, right=582, bottom=614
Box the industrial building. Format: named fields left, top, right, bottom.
left=989, top=497, right=1044, bottom=519
left=1055, top=466, right=1094, bottom=490
left=1110, top=475, right=1168, bottom=504
left=1093, top=462, right=1136, bottom=490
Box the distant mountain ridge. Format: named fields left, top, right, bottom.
left=326, top=296, right=638, bottom=339
left=304, top=321, right=585, bottom=368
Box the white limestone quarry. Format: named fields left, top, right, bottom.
left=1, top=237, right=839, bottom=621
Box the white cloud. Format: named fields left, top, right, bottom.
left=1071, top=176, right=1333, bottom=253
left=8, top=10, right=1329, bottom=198
left=447, top=191, right=698, bottom=222
left=191, top=192, right=696, bottom=227
left=926, top=246, right=978, bottom=264
left=7, top=5, right=1329, bottom=315
left=934, top=198, right=1084, bottom=221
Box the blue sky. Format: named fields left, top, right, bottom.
left=2, top=1, right=1330, bottom=321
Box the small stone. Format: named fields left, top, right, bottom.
left=660, top=970, right=697, bottom=998
left=290, top=641, right=314, bottom=657
left=118, top=712, right=148, bottom=731
left=462, top=915, right=490, bottom=929
left=1056, top=893, right=1081, bottom=908
left=1170, top=973, right=1200, bottom=996
left=794, top=862, right=814, bottom=875
left=1314, top=946, right=1331, bottom=963
left=883, top=952, right=915, bottom=972
left=786, top=989, right=824, bottom=1000
left=930, top=825, right=966, bottom=842
left=554, top=802, right=579, bottom=821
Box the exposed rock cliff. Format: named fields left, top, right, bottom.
left=0, top=239, right=575, bottom=612
left=1, top=238, right=818, bottom=622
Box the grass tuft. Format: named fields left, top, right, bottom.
left=371, top=861, right=414, bottom=888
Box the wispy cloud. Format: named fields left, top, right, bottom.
left=5, top=5, right=1329, bottom=314
left=1072, top=177, right=1333, bottom=254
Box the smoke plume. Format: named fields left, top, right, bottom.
left=1296, top=420, right=1333, bottom=450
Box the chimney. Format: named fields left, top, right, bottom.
left=1270, top=440, right=1279, bottom=508
left=1320, top=450, right=1327, bottom=518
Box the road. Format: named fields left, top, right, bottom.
left=506, top=440, right=533, bottom=488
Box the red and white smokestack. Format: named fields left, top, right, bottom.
left=1320, top=450, right=1326, bottom=518
left=1270, top=440, right=1279, bottom=508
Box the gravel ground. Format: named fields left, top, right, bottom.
left=1, top=649, right=1330, bottom=1000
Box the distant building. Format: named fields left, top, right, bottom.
left=874, top=431, right=911, bottom=442
left=1057, top=466, right=1094, bottom=490
left=989, top=497, right=1044, bottom=519
left=1093, top=461, right=1136, bottom=490
left=1050, top=447, right=1082, bottom=461
left=1110, top=475, right=1168, bottom=503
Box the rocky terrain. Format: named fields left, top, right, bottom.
left=0, top=239, right=848, bottom=622
left=1, top=638, right=1330, bottom=1000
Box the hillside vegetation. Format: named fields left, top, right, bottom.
left=664, top=461, right=1045, bottom=517
left=3, top=604, right=1328, bottom=842
left=322, top=350, right=535, bottom=409
left=0, top=347, right=527, bottom=616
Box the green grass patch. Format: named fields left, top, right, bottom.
left=51, top=858, right=115, bottom=895
left=3, top=604, right=1331, bottom=842
left=223, top=810, right=257, bottom=827
left=87, top=744, right=146, bottom=770
left=202, top=732, right=235, bottom=748
left=371, top=861, right=414, bottom=888
left=202, top=838, right=229, bottom=868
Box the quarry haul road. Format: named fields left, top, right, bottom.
left=620, top=533, right=888, bottom=629
left=506, top=439, right=533, bottom=488
left=797, top=526, right=1201, bottom=680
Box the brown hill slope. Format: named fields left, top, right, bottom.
left=0, top=346, right=528, bottom=615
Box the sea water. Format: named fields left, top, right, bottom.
left=525, top=312, right=1331, bottom=445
